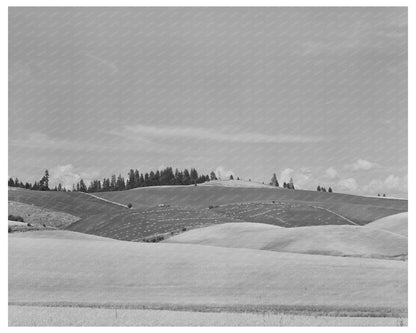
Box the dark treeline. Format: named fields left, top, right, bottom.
left=9, top=168, right=217, bottom=193
left=317, top=185, right=333, bottom=193
left=79, top=167, right=216, bottom=193
left=8, top=170, right=56, bottom=191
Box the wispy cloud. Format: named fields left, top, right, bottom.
left=345, top=159, right=380, bottom=171
left=9, top=131, right=166, bottom=154
left=121, top=124, right=328, bottom=144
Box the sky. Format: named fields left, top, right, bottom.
left=8, top=7, right=407, bottom=197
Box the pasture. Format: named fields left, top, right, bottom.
left=8, top=186, right=408, bottom=241
left=9, top=231, right=407, bottom=322
left=92, top=186, right=407, bottom=224
left=8, top=186, right=408, bottom=325
left=167, top=222, right=407, bottom=260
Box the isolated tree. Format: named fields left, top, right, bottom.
left=328, top=187, right=333, bottom=193
left=270, top=173, right=279, bottom=187
left=229, top=175, right=234, bottom=180
left=288, top=177, right=295, bottom=190
left=317, top=185, right=321, bottom=192
left=58, top=183, right=62, bottom=192
left=283, top=182, right=287, bottom=188
left=39, top=170, right=50, bottom=191
left=210, top=171, right=217, bottom=181
left=383, top=194, right=386, bottom=197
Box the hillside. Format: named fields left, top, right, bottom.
left=366, top=212, right=408, bottom=237
left=8, top=200, right=80, bottom=229
left=9, top=230, right=407, bottom=317
left=8, top=186, right=408, bottom=241
left=166, top=222, right=407, bottom=260
left=91, top=185, right=407, bottom=224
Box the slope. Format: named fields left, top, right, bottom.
left=9, top=230, right=407, bottom=316
left=166, top=222, right=407, bottom=260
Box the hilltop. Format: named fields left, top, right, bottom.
left=8, top=185, right=407, bottom=241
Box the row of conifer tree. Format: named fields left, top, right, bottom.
left=8, top=168, right=220, bottom=193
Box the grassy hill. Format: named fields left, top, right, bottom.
left=8, top=186, right=408, bottom=241
left=8, top=200, right=80, bottom=229
left=166, top=222, right=407, bottom=260
left=92, top=186, right=407, bottom=224
left=367, top=212, right=408, bottom=237
left=9, top=230, right=407, bottom=317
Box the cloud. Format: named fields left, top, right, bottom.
left=278, top=168, right=294, bottom=182
left=122, top=124, right=328, bottom=144
left=49, top=164, right=100, bottom=190
left=277, top=168, right=312, bottom=189
left=9, top=131, right=164, bottom=154
left=346, top=159, right=380, bottom=171
left=215, top=166, right=235, bottom=180
left=362, top=174, right=408, bottom=196
left=337, top=178, right=359, bottom=192
left=325, top=167, right=338, bottom=180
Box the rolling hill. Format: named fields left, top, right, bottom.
left=366, top=212, right=408, bottom=237
left=166, top=222, right=407, bottom=260
left=8, top=185, right=408, bottom=241
left=9, top=230, right=407, bottom=317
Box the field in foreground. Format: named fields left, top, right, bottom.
left=8, top=306, right=407, bottom=326
left=9, top=229, right=407, bottom=326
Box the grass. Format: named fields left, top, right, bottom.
left=91, top=186, right=407, bottom=224
left=166, top=222, right=408, bottom=260
left=9, top=230, right=407, bottom=314
left=8, top=187, right=408, bottom=241
left=366, top=212, right=408, bottom=237
left=8, top=306, right=408, bottom=326
left=8, top=200, right=80, bottom=228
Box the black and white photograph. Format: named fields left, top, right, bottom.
left=7, top=4, right=409, bottom=327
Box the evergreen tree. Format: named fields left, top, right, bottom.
left=317, top=185, right=321, bottom=192
left=110, top=175, right=116, bottom=190
left=134, top=169, right=140, bottom=188
left=229, top=175, right=234, bottom=180
left=8, top=178, right=14, bottom=187
left=183, top=169, right=191, bottom=185
left=39, top=170, right=50, bottom=191
left=190, top=168, right=198, bottom=184
left=288, top=177, right=295, bottom=190
left=127, top=169, right=135, bottom=189
left=79, top=179, right=87, bottom=192
left=270, top=173, right=279, bottom=187
left=328, top=187, right=333, bottom=193
left=210, top=171, right=217, bottom=181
